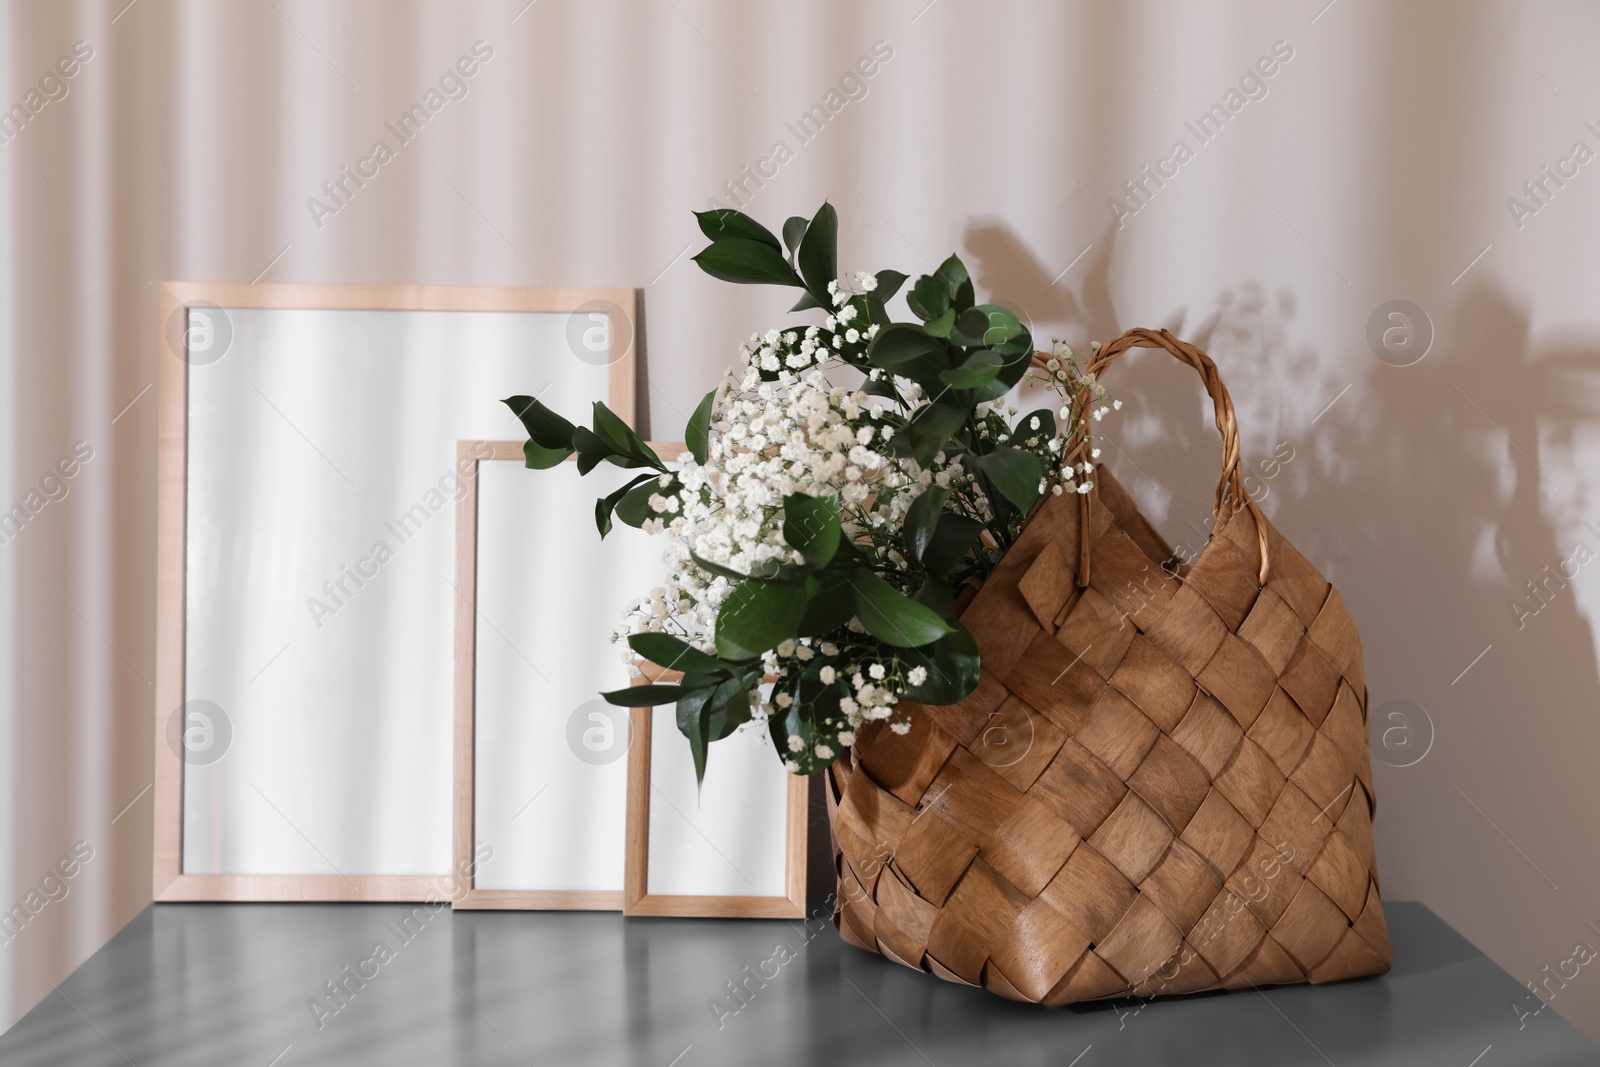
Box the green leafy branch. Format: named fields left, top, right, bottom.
left=501, top=200, right=1106, bottom=785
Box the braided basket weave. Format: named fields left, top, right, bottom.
left=827, top=329, right=1392, bottom=1004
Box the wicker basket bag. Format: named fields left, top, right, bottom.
left=827, top=328, right=1392, bottom=1004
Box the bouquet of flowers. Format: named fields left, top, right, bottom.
left=504, top=202, right=1115, bottom=782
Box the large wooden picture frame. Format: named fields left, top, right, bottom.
left=626, top=669, right=808, bottom=919
left=451, top=440, right=683, bottom=910
left=154, top=282, right=638, bottom=902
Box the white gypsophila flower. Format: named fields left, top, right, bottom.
left=608, top=321, right=1118, bottom=769
left=609, top=359, right=954, bottom=669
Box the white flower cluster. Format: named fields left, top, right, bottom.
left=771, top=643, right=933, bottom=771
left=609, top=278, right=1118, bottom=775
left=613, top=334, right=974, bottom=752
left=1023, top=337, right=1119, bottom=498
left=737, top=326, right=826, bottom=375
left=737, top=274, right=884, bottom=380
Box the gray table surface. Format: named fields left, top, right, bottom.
left=0, top=900, right=1593, bottom=1066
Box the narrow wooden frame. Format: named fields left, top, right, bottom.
left=451, top=440, right=684, bottom=910
left=154, top=282, right=639, bottom=902
left=625, top=668, right=808, bottom=919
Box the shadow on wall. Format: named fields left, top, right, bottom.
left=957, top=217, right=1600, bottom=1017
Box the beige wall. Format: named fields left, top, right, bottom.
left=5, top=0, right=1600, bottom=1041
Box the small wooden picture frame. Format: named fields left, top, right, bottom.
left=625, top=668, right=808, bottom=918
left=452, top=440, right=683, bottom=910
left=154, top=282, right=639, bottom=903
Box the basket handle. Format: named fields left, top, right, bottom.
left=1033, top=328, right=1270, bottom=588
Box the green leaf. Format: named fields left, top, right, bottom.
left=702, top=678, right=751, bottom=743
left=862, top=375, right=900, bottom=402
left=939, top=349, right=1003, bottom=390
left=783, top=675, right=844, bottom=773
left=950, top=305, right=1024, bottom=350
left=789, top=290, right=825, bottom=312
left=675, top=683, right=716, bottom=735
left=693, top=239, right=805, bottom=287
left=899, top=623, right=981, bottom=704
left=693, top=209, right=781, bottom=249
left=975, top=446, right=1044, bottom=513
left=592, top=402, right=644, bottom=455
left=595, top=472, right=656, bottom=537
left=796, top=202, right=838, bottom=299
left=995, top=352, right=1033, bottom=391
left=715, top=579, right=809, bottom=660
left=628, top=632, right=724, bottom=676
left=911, top=576, right=957, bottom=616
left=848, top=569, right=953, bottom=648
left=601, top=683, right=682, bottom=706
left=798, top=574, right=857, bottom=636
left=902, top=486, right=950, bottom=562
left=580, top=403, right=661, bottom=469
left=993, top=328, right=1036, bottom=366
left=891, top=402, right=966, bottom=468
left=949, top=308, right=991, bottom=347
left=783, top=492, right=842, bottom=568
left=685, top=388, right=717, bottom=465
left=782, top=215, right=809, bottom=257
left=923, top=308, right=956, bottom=339
left=874, top=269, right=908, bottom=302
left=522, top=439, right=573, bottom=470
left=907, top=274, right=951, bottom=321
left=766, top=691, right=814, bottom=769
left=922, top=513, right=986, bottom=577
left=572, top=427, right=607, bottom=474
left=614, top=476, right=669, bottom=528
left=674, top=679, right=738, bottom=786
left=972, top=376, right=1013, bottom=403
left=866, top=323, right=946, bottom=377
left=935, top=254, right=974, bottom=312
left=1014, top=408, right=1057, bottom=443
left=503, top=395, right=576, bottom=449
left=863, top=294, right=892, bottom=329
left=690, top=551, right=749, bottom=582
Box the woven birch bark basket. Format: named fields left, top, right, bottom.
left=826, top=328, right=1393, bottom=1004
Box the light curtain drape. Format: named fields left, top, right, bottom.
left=4, top=0, right=1600, bottom=1041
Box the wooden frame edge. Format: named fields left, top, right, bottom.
left=156, top=875, right=448, bottom=903
left=451, top=441, right=684, bottom=911
left=155, top=284, right=643, bottom=903
left=624, top=671, right=808, bottom=920
left=153, top=283, right=186, bottom=901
